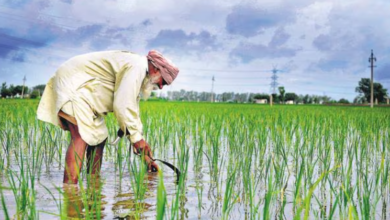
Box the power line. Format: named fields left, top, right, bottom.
left=0, top=11, right=77, bottom=30
left=179, top=82, right=269, bottom=87
left=181, top=68, right=271, bottom=73
left=180, top=75, right=271, bottom=80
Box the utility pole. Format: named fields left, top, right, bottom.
left=21, top=75, right=26, bottom=99
left=211, top=76, right=215, bottom=102
left=368, top=50, right=376, bottom=108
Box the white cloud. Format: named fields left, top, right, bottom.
left=0, top=0, right=389, bottom=101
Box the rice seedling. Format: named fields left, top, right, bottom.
left=221, top=160, right=239, bottom=220
left=0, top=100, right=389, bottom=219
left=127, top=154, right=148, bottom=219
left=156, top=170, right=167, bottom=220
left=0, top=184, right=10, bottom=220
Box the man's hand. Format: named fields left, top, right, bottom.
left=133, top=139, right=159, bottom=172
left=133, top=139, right=153, bottom=158
left=146, top=159, right=159, bottom=173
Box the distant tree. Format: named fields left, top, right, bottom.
left=296, top=95, right=304, bottom=103
left=185, top=90, right=197, bottom=101
left=353, top=95, right=366, bottom=104
left=9, top=85, right=29, bottom=96
left=321, top=96, right=332, bottom=103
left=253, top=94, right=270, bottom=102
left=247, top=93, right=257, bottom=103
left=192, top=91, right=198, bottom=101
left=272, top=93, right=280, bottom=103
left=278, top=86, right=285, bottom=103
left=312, top=95, right=320, bottom=104
left=1, top=82, right=12, bottom=98
left=8, top=84, right=15, bottom=96
left=172, top=91, right=180, bottom=100
left=222, top=92, right=233, bottom=102
left=303, top=94, right=311, bottom=104
left=285, top=93, right=298, bottom=102
left=33, top=84, right=46, bottom=95
left=236, top=93, right=248, bottom=103
left=30, top=90, right=40, bottom=99
left=338, top=98, right=350, bottom=104
left=239, top=93, right=251, bottom=103
left=199, top=91, right=210, bottom=101
left=355, top=78, right=388, bottom=103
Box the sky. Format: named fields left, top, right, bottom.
left=0, top=0, right=389, bottom=101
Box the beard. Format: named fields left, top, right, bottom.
left=140, top=75, right=160, bottom=100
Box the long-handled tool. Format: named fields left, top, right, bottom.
left=110, top=129, right=181, bottom=183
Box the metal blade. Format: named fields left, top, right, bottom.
left=109, top=136, right=121, bottom=146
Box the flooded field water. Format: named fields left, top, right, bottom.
left=1, top=100, right=389, bottom=219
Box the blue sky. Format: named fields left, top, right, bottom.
left=0, top=0, right=389, bottom=101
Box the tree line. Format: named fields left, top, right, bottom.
left=163, top=89, right=334, bottom=104
left=162, top=78, right=388, bottom=104
left=1, top=78, right=388, bottom=104
left=1, top=83, right=46, bottom=99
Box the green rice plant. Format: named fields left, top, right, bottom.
left=263, top=164, right=275, bottom=220
left=241, top=134, right=261, bottom=219
left=195, top=178, right=204, bottom=217
left=1, top=100, right=390, bottom=219
left=6, top=147, right=38, bottom=219
left=0, top=185, right=10, bottom=220
left=128, top=154, right=148, bottom=219
left=340, top=183, right=359, bottom=219
left=41, top=126, right=62, bottom=173
left=170, top=133, right=190, bottom=220
left=221, top=161, right=239, bottom=220
left=1, top=130, right=13, bottom=170
left=115, top=138, right=126, bottom=181
left=156, top=170, right=167, bottom=220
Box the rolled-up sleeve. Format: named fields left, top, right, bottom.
left=113, top=64, right=145, bottom=144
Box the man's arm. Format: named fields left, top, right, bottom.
left=113, top=64, right=144, bottom=144
left=112, top=61, right=158, bottom=172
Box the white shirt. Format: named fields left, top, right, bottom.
left=37, top=50, right=148, bottom=145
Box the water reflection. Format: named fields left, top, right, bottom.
left=63, top=184, right=83, bottom=218
left=2, top=157, right=195, bottom=219
left=62, top=176, right=107, bottom=219
left=111, top=172, right=159, bottom=219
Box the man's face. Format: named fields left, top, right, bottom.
left=153, top=75, right=168, bottom=90
left=149, top=62, right=168, bottom=90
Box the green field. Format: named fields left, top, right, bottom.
left=0, top=99, right=389, bottom=219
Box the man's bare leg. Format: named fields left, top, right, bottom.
left=63, top=121, right=87, bottom=184
left=86, top=139, right=106, bottom=176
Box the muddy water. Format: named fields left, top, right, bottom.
left=1, top=144, right=389, bottom=219
left=1, top=147, right=389, bottom=220
left=0, top=134, right=388, bottom=219
left=0, top=153, right=231, bottom=219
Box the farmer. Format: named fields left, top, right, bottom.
left=37, top=50, right=179, bottom=184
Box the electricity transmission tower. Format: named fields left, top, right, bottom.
left=270, top=67, right=279, bottom=94
left=368, top=49, right=376, bottom=108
